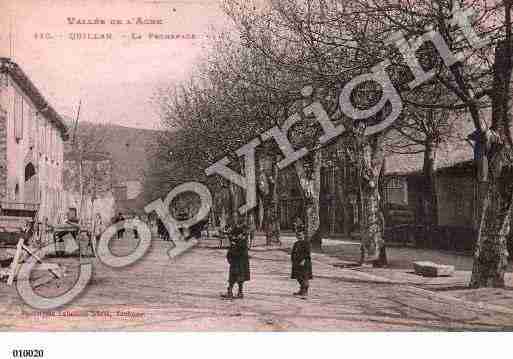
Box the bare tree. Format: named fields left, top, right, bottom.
left=225, top=0, right=393, bottom=258
left=152, top=31, right=296, bottom=239
left=386, top=87, right=457, bottom=227
left=344, top=0, right=513, bottom=287
left=65, top=122, right=111, bottom=224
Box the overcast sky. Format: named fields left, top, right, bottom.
left=0, top=0, right=229, bottom=129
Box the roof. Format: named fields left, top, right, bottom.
left=386, top=141, right=474, bottom=175
left=385, top=117, right=476, bottom=176
left=0, top=58, right=68, bottom=140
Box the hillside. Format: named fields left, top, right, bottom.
left=63, top=121, right=167, bottom=187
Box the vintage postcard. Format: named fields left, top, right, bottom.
left=0, top=0, right=513, bottom=356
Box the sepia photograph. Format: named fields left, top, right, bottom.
left=1, top=0, right=513, bottom=357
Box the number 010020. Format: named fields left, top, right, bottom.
left=12, top=349, right=44, bottom=358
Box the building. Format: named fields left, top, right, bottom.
left=383, top=138, right=478, bottom=252
left=63, top=122, right=160, bottom=224
left=274, top=120, right=478, bottom=240
left=0, top=58, right=68, bottom=222
left=385, top=156, right=477, bottom=229
left=383, top=115, right=477, bottom=229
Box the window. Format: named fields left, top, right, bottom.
left=28, top=108, right=35, bottom=147
left=13, top=92, right=23, bottom=141
left=51, top=127, right=55, bottom=157
left=45, top=122, right=49, bottom=155
left=25, top=163, right=36, bottom=182
left=34, top=112, right=39, bottom=152
left=49, top=127, right=53, bottom=160
left=41, top=120, right=46, bottom=153
left=386, top=177, right=408, bottom=205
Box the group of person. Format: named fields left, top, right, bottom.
left=220, top=216, right=313, bottom=299
left=48, top=209, right=133, bottom=256
left=111, top=212, right=140, bottom=240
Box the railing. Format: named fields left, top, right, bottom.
left=0, top=200, right=40, bottom=212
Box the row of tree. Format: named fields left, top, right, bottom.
left=146, top=0, right=513, bottom=288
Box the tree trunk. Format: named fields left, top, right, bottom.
left=220, top=205, right=227, bottom=230
left=470, top=39, right=513, bottom=288
left=78, top=150, right=84, bottom=225
left=358, top=135, right=387, bottom=266
left=258, top=154, right=281, bottom=246
left=334, top=137, right=352, bottom=237
left=422, top=141, right=439, bottom=226
left=295, top=151, right=322, bottom=250
left=228, top=180, right=239, bottom=223
left=335, top=176, right=351, bottom=237
left=470, top=160, right=513, bottom=288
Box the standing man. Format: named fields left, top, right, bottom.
left=221, top=218, right=250, bottom=299
left=92, top=213, right=105, bottom=257
left=247, top=210, right=256, bottom=248
left=114, top=212, right=125, bottom=239
left=132, top=214, right=140, bottom=240
left=157, top=217, right=169, bottom=241
left=291, top=219, right=313, bottom=298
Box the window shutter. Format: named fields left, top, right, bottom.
left=14, top=93, right=24, bottom=141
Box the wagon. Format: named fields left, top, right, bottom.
left=0, top=201, right=40, bottom=282
left=52, top=222, right=96, bottom=258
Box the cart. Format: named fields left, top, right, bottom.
left=0, top=201, right=65, bottom=285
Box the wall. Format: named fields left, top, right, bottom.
left=0, top=106, right=7, bottom=200
left=436, top=174, right=476, bottom=227
left=0, top=72, right=65, bottom=222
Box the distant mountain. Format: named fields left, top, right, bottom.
left=63, top=121, right=168, bottom=187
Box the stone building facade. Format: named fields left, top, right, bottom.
left=0, top=58, right=68, bottom=222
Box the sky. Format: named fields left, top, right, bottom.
left=0, top=0, right=230, bottom=129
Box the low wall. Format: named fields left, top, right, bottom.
left=385, top=224, right=476, bottom=253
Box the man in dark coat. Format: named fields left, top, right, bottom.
left=291, top=219, right=313, bottom=297
left=221, top=218, right=250, bottom=299
left=114, top=212, right=125, bottom=239
left=157, top=218, right=169, bottom=241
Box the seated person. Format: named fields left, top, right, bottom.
left=54, top=207, right=80, bottom=256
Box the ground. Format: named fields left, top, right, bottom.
left=2, top=235, right=513, bottom=331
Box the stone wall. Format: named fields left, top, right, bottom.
left=0, top=110, right=7, bottom=201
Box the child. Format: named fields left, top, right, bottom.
left=221, top=218, right=250, bottom=299
left=290, top=220, right=313, bottom=297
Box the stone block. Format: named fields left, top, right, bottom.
left=413, top=261, right=455, bottom=277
